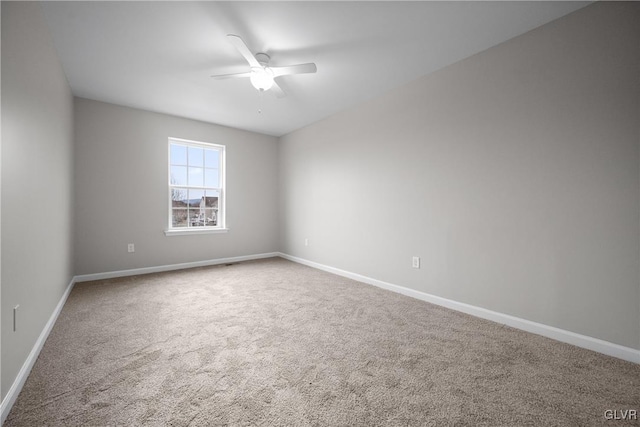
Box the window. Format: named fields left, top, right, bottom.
left=167, top=137, right=225, bottom=234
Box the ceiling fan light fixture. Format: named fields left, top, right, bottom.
left=250, top=67, right=274, bottom=91
left=212, top=35, right=317, bottom=98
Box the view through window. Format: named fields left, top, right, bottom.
left=168, top=138, right=225, bottom=230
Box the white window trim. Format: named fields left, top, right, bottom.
left=164, top=228, right=229, bottom=236
left=166, top=137, right=226, bottom=235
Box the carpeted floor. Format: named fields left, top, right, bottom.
left=5, top=257, right=639, bottom=426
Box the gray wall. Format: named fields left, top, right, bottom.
left=74, top=98, right=279, bottom=275
left=1, top=2, right=75, bottom=399
left=1, top=3, right=638, bottom=408
left=278, top=2, right=640, bottom=349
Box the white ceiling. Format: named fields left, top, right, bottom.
left=41, top=1, right=589, bottom=137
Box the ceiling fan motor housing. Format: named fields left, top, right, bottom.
left=255, top=53, right=270, bottom=66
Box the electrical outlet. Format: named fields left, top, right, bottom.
left=13, top=305, right=20, bottom=332
left=128, top=243, right=135, bottom=253
left=412, top=256, right=420, bottom=269
left=304, top=238, right=309, bottom=246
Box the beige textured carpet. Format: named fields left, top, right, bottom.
left=5, top=257, right=639, bottom=426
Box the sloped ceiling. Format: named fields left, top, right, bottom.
left=41, top=1, right=589, bottom=136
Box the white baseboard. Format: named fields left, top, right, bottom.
left=1, top=277, right=76, bottom=425
left=278, top=252, right=640, bottom=364
left=74, top=252, right=279, bottom=283
left=1, top=251, right=279, bottom=424
left=2, top=250, right=636, bottom=425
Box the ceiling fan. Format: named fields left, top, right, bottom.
left=212, top=34, right=317, bottom=98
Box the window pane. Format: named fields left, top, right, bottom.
left=187, top=189, right=204, bottom=207
left=205, top=168, right=219, bottom=187
left=188, top=147, right=204, bottom=167
left=170, top=144, right=187, bottom=165
left=203, top=190, right=219, bottom=209
left=171, top=188, right=188, bottom=207
left=203, top=209, right=217, bottom=226
left=204, top=189, right=219, bottom=199
left=189, top=208, right=203, bottom=227
left=169, top=139, right=224, bottom=230
left=170, top=166, right=187, bottom=185
left=205, top=149, right=219, bottom=168
left=172, top=209, right=188, bottom=227
left=188, top=167, right=204, bottom=187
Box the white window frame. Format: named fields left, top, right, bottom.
left=164, top=137, right=227, bottom=236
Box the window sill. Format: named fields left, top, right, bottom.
left=164, top=228, right=229, bottom=236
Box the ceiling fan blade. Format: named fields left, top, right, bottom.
left=210, top=72, right=251, bottom=79
left=271, top=63, right=317, bottom=77
left=227, top=34, right=261, bottom=68
left=271, top=81, right=287, bottom=98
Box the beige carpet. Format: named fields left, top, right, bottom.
left=5, top=257, right=639, bottom=426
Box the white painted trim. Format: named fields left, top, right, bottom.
left=74, top=252, right=279, bottom=282
left=167, top=137, right=226, bottom=232
left=1, top=251, right=279, bottom=423
left=278, top=252, right=640, bottom=364
left=1, top=277, right=76, bottom=425
left=164, top=228, right=229, bottom=236
left=3, top=251, right=635, bottom=425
